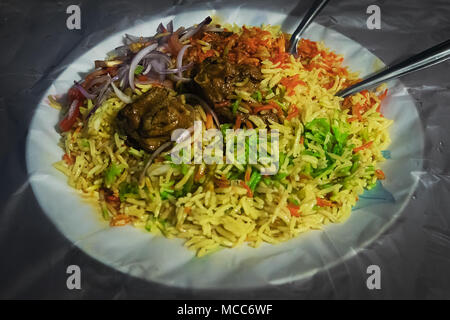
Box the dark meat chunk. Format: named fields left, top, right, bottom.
left=193, top=57, right=262, bottom=106
left=116, top=87, right=195, bottom=152
left=191, top=57, right=280, bottom=126
left=214, top=106, right=235, bottom=123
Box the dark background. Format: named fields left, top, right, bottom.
left=0, top=0, right=449, bottom=299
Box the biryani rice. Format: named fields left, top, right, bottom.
left=53, top=23, right=392, bottom=257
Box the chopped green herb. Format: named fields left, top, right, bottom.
left=248, top=170, right=262, bottom=191
left=262, top=177, right=272, bottom=186
left=160, top=190, right=173, bottom=200
left=231, top=99, right=241, bottom=115
left=128, top=147, right=143, bottom=158
left=80, top=139, right=90, bottom=150
left=119, top=182, right=139, bottom=202
left=255, top=90, right=262, bottom=102
left=274, top=100, right=288, bottom=111
left=274, top=172, right=288, bottom=180
left=134, top=65, right=144, bottom=75
left=104, top=163, right=125, bottom=187
left=220, top=123, right=232, bottom=137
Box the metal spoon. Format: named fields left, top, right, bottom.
left=288, top=0, right=331, bottom=55
left=336, top=39, right=450, bottom=97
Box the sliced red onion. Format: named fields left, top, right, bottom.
left=150, top=59, right=192, bottom=75
left=116, top=65, right=130, bottom=90
left=111, top=82, right=132, bottom=104
left=128, top=43, right=158, bottom=90
left=139, top=141, right=173, bottom=182
left=156, top=22, right=167, bottom=34
left=145, top=52, right=171, bottom=64
left=150, top=58, right=178, bottom=74
left=152, top=66, right=180, bottom=74
left=167, top=20, right=174, bottom=33
left=176, top=44, right=191, bottom=77
left=124, top=34, right=153, bottom=45
left=117, top=64, right=129, bottom=77
left=109, top=45, right=130, bottom=57
left=84, top=75, right=110, bottom=91
left=183, top=93, right=220, bottom=128
left=86, top=76, right=112, bottom=120
left=179, top=16, right=212, bottom=42
left=74, top=82, right=96, bottom=100
left=158, top=43, right=170, bottom=52
left=142, top=63, right=152, bottom=75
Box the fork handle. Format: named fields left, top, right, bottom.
left=336, top=39, right=450, bottom=97
left=288, top=0, right=331, bottom=55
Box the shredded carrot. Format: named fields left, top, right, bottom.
left=63, top=153, right=74, bottom=165
left=106, top=195, right=120, bottom=203
left=244, top=166, right=252, bottom=183
left=352, top=103, right=364, bottom=121
left=316, top=197, right=333, bottom=207
left=353, top=141, right=373, bottom=153
left=299, top=136, right=304, bottom=145
left=297, top=38, right=320, bottom=58
left=184, top=207, right=191, bottom=215
left=234, top=114, right=242, bottom=130
left=322, top=81, right=334, bottom=90
left=286, top=105, right=299, bottom=120
left=71, top=126, right=82, bottom=142
left=297, top=38, right=350, bottom=78
left=375, top=169, right=385, bottom=180
left=206, top=113, right=213, bottom=129
left=110, top=214, right=131, bottom=227
left=253, top=105, right=274, bottom=113
left=245, top=120, right=254, bottom=129
left=270, top=52, right=289, bottom=66
left=379, top=89, right=388, bottom=100
left=280, top=75, right=306, bottom=96
left=215, top=100, right=231, bottom=108
left=240, top=181, right=253, bottom=198
left=287, top=203, right=301, bottom=217
left=267, top=101, right=283, bottom=116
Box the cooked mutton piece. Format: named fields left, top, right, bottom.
left=116, top=87, right=195, bottom=152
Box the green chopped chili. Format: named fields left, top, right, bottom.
left=104, top=163, right=125, bottom=187
left=134, top=65, right=144, bottom=75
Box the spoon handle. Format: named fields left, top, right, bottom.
left=288, top=0, right=331, bottom=55
left=336, top=39, right=450, bottom=97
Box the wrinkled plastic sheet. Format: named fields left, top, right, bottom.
left=1, top=0, right=450, bottom=298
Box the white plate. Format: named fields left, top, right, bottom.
left=26, top=8, right=423, bottom=289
